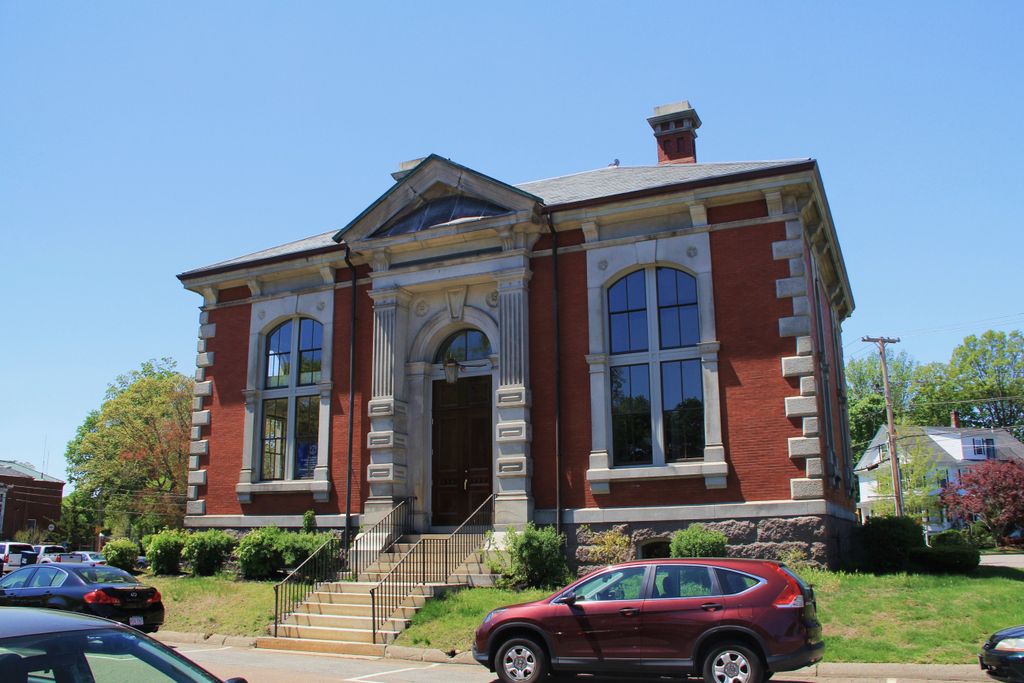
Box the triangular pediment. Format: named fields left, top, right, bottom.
left=334, top=155, right=542, bottom=246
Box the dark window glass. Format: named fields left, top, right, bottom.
left=28, top=566, right=59, bottom=588
left=294, top=396, right=319, bottom=480
left=716, top=569, right=759, bottom=595
left=652, top=565, right=714, bottom=599
left=608, top=271, right=648, bottom=353
left=572, top=566, right=647, bottom=602
left=661, top=359, right=704, bottom=462
left=0, top=569, right=32, bottom=589
left=436, top=329, right=491, bottom=362
left=373, top=195, right=510, bottom=238
left=611, top=364, right=652, bottom=465
left=639, top=541, right=671, bottom=559
left=77, top=567, right=138, bottom=584
left=265, top=321, right=293, bottom=388
left=298, top=319, right=323, bottom=386
left=261, top=398, right=288, bottom=481
left=657, top=268, right=699, bottom=349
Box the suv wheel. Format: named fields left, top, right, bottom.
left=495, top=636, right=549, bottom=683
left=703, top=642, right=763, bottom=683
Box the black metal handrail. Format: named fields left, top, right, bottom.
left=340, top=497, right=413, bottom=581
left=272, top=498, right=413, bottom=637
left=369, top=494, right=494, bottom=644
left=272, top=534, right=344, bottom=637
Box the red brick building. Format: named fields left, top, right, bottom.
left=0, top=461, right=64, bottom=539
left=178, top=102, right=856, bottom=565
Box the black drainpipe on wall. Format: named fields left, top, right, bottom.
left=545, top=215, right=562, bottom=534
left=343, top=244, right=358, bottom=547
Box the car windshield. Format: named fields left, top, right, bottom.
left=76, top=567, right=138, bottom=585
left=0, top=627, right=220, bottom=682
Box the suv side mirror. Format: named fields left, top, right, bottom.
left=554, top=592, right=577, bottom=606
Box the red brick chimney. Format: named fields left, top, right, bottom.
left=648, top=101, right=702, bottom=164
left=950, top=409, right=960, bottom=428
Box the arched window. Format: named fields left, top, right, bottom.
left=607, top=267, right=704, bottom=467
left=435, top=329, right=491, bottom=363
left=260, top=317, right=323, bottom=481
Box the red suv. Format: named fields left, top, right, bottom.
left=473, top=558, right=823, bottom=683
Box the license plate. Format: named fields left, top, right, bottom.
left=129, top=616, right=144, bottom=627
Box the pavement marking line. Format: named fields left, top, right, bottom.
left=345, top=663, right=441, bottom=682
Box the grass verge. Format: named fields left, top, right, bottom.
left=399, top=587, right=550, bottom=651
left=394, top=567, right=1024, bottom=664
left=146, top=573, right=275, bottom=636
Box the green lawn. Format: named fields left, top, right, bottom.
left=394, top=567, right=1024, bottom=664
left=146, top=574, right=276, bottom=636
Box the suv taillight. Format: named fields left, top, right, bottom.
left=770, top=564, right=805, bottom=608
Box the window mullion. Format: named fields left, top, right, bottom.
left=646, top=268, right=665, bottom=466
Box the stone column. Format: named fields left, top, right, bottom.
left=494, top=269, right=533, bottom=528
left=364, top=287, right=412, bottom=526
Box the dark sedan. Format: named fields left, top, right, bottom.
left=981, top=625, right=1024, bottom=682
left=0, top=563, right=164, bottom=632
left=0, top=607, right=246, bottom=682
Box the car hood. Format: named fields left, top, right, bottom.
left=991, top=625, right=1024, bottom=643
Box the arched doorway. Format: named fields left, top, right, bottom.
left=431, top=329, right=494, bottom=526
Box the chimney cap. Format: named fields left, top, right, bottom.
left=391, top=157, right=427, bottom=181
left=647, top=100, right=702, bottom=132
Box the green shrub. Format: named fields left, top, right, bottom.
left=930, top=529, right=971, bottom=548
left=277, top=532, right=333, bottom=568
left=302, top=510, right=317, bottom=533
left=909, top=545, right=980, bottom=573
left=968, top=521, right=996, bottom=549
left=183, top=530, right=237, bottom=576
left=670, top=524, right=727, bottom=558
left=495, top=524, right=570, bottom=590
left=861, top=516, right=924, bottom=573
left=579, top=525, right=632, bottom=565
left=147, top=529, right=189, bottom=575
left=102, top=538, right=139, bottom=572
left=237, top=526, right=284, bottom=579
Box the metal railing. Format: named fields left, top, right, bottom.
left=272, top=498, right=413, bottom=637
left=339, top=498, right=413, bottom=582
left=369, top=494, right=494, bottom=644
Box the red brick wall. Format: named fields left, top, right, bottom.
left=202, top=303, right=251, bottom=515
left=530, top=234, right=591, bottom=510
left=0, top=476, right=63, bottom=538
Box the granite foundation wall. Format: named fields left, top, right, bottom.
left=571, top=514, right=856, bottom=574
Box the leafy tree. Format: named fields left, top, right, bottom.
left=872, top=437, right=942, bottom=520
left=56, top=489, right=100, bottom=550
left=940, top=459, right=1024, bottom=543
left=849, top=394, right=887, bottom=449
left=906, top=362, right=957, bottom=427
left=944, top=331, right=1024, bottom=435
left=846, top=350, right=920, bottom=414
left=64, top=359, right=192, bottom=538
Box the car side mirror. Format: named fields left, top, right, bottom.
left=224, top=679, right=249, bottom=683
left=554, top=592, right=577, bottom=605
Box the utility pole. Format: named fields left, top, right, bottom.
left=862, top=336, right=904, bottom=517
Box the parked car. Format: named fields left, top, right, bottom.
left=0, top=563, right=164, bottom=632
left=33, top=544, right=67, bottom=561
left=980, top=625, right=1024, bottom=682
left=43, top=550, right=107, bottom=566
left=0, top=607, right=248, bottom=682
left=0, top=542, right=37, bottom=573
left=473, top=558, right=824, bottom=683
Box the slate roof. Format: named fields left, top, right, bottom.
left=0, top=460, right=63, bottom=483
left=179, top=159, right=811, bottom=279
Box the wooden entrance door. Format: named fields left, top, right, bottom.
left=432, top=375, right=492, bottom=526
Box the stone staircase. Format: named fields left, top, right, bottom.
left=256, top=534, right=498, bottom=656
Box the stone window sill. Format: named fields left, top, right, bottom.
left=236, top=480, right=330, bottom=502
left=586, top=460, right=728, bottom=494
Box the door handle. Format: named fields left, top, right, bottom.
left=619, top=607, right=640, bottom=616
left=701, top=602, right=724, bottom=612
left=463, top=479, right=468, bottom=491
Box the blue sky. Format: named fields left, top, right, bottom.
left=2, top=2, right=1022, bottom=480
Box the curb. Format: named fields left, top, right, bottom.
left=154, top=631, right=257, bottom=649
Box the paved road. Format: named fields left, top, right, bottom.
left=980, top=552, right=1024, bottom=569
left=169, top=643, right=990, bottom=683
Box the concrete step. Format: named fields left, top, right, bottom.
left=273, top=624, right=399, bottom=644
left=310, top=590, right=429, bottom=608
left=284, top=612, right=411, bottom=632
left=298, top=601, right=419, bottom=618
left=256, top=636, right=385, bottom=657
